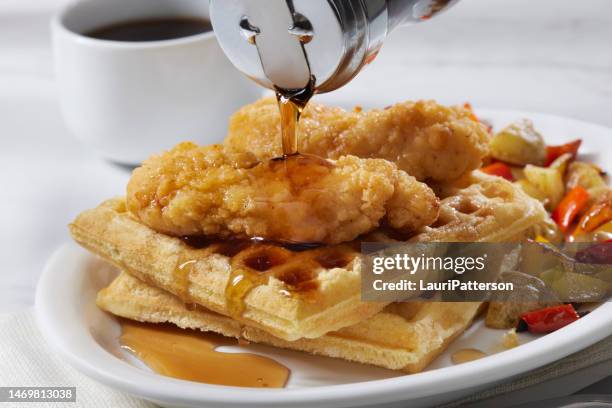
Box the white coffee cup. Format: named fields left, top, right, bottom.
left=52, top=0, right=262, bottom=164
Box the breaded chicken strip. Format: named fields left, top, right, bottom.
left=225, top=98, right=490, bottom=182
left=127, top=142, right=439, bottom=244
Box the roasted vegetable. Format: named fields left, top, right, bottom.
left=481, top=162, right=514, bottom=181
left=552, top=186, right=590, bottom=233
left=566, top=161, right=608, bottom=203
left=490, top=119, right=546, bottom=166
left=545, top=139, right=581, bottom=167
left=523, top=164, right=565, bottom=210
left=540, top=263, right=609, bottom=302
left=515, top=179, right=548, bottom=203
left=518, top=304, right=580, bottom=334
left=575, top=241, right=612, bottom=265
left=594, top=261, right=612, bottom=283
left=486, top=271, right=559, bottom=329
left=590, top=222, right=612, bottom=242
left=539, top=266, right=564, bottom=287
left=551, top=271, right=608, bottom=302
left=510, top=166, right=526, bottom=181
left=571, top=192, right=612, bottom=241
left=487, top=302, right=546, bottom=330
left=569, top=227, right=611, bottom=243
left=520, top=241, right=570, bottom=276
left=530, top=216, right=564, bottom=244
left=578, top=199, right=612, bottom=232
left=548, top=153, right=573, bottom=175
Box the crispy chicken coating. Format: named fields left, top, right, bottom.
left=126, top=143, right=439, bottom=244
left=225, top=98, right=490, bottom=182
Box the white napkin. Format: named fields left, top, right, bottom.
left=1, top=308, right=610, bottom=408
left=0, top=309, right=156, bottom=408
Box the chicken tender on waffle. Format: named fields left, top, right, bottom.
left=70, top=172, right=546, bottom=341
left=98, top=272, right=483, bottom=373
left=127, top=142, right=439, bottom=244
left=225, top=98, right=491, bottom=182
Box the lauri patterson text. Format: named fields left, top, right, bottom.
left=372, top=279, right=514, bottom=292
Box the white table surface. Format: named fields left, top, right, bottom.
left=0, top=0, right=611, bottom=401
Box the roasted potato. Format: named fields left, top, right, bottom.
left=526, top=216, right=563, bottom=244
left=566, top=161, right=608, bottom=202
left=486, top=272, right=558, bottom=329
left=523, top=164, right=565, bottom=210
left=549, top=153, right=573, bottom=175
left=490, top=119, right=546, bottom=165
left=515, top=179, right=548, bottom=204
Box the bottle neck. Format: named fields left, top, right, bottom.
left=387, top=0, right=415, bottom=31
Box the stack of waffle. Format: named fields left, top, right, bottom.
left=70, top=101, right=546, bottom=373
left=71, top=161, right=546, bottom=372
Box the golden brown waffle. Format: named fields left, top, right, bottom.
left=98, top=272, right=483, bottom=373
left=70, top=198, right=380, bottom=341
left=70, top=172, right=547, bottom=341
left=413, top=171, right=548, bottom=242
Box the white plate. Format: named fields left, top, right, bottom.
left=36, top=110, right=612, bottom=408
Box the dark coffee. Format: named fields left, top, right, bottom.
left=86, top=17, right=212, bottom=42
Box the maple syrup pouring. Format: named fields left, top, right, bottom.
left=119, top=319, right=289, bottom=388
left=275, top=77, right=315, bottom=157
left=184, top=76, right=337, bottom=320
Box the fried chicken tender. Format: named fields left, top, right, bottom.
left=225, top=98, right=491, bottom=182
left=126, top=142, right=439, bottom=244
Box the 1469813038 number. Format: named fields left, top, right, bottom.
left=1, top=387, right=76, bottom=402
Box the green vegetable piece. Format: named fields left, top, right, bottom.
left=551, top=271, right=609, bottom=302
left=540, top=266, right=564, bottom=287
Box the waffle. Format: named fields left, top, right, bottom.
left=70, top=198, right=382, bottom=341
left=412, top=171, right=548, bottom=242
left=70, top=172, right=547, bottom=341
left=98, top=272, right=483, bottom=373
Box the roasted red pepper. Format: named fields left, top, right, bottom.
left=545, top=139, right=582, bottom=166
left=552, top=186, right=590, bottom=233
left=519, top=304, right=580, bottom=334
left=481, top=162, right=514, bottom=181
left=571, top=199, right=612, bottom=241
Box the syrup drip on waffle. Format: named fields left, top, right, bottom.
left=178, top=237, right=355, bottom=319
